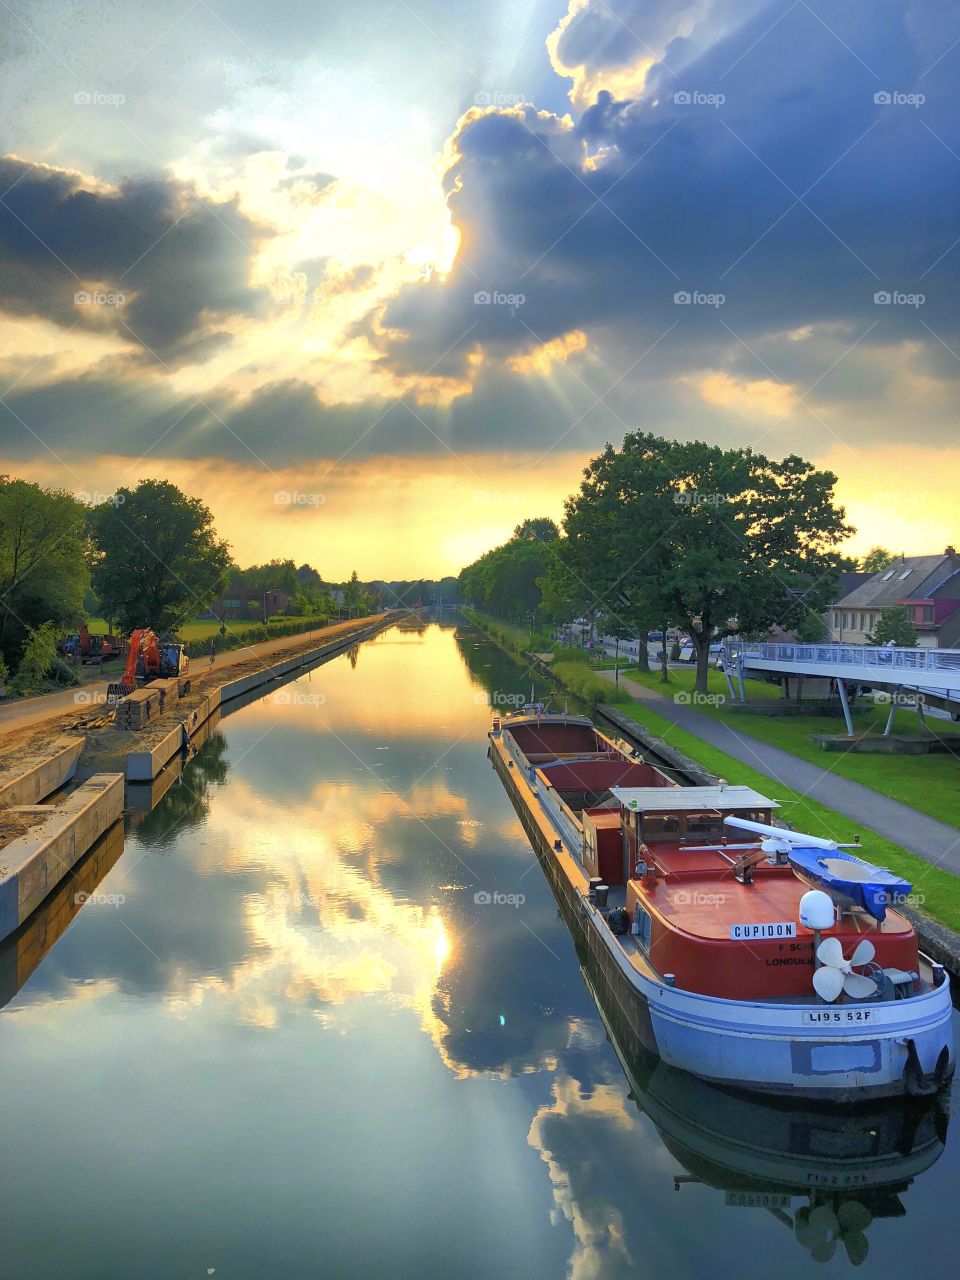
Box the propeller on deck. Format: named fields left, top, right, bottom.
left=812, top=937, right=877, bottom=1003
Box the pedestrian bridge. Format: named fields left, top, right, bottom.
left=726, top=639, right=960, bottom=692
left=723, top=638, right=960, bottom=734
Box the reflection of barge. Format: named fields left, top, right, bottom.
left=489, top=710, right=954, bottom=1099
left=584, top=952, right=948, bottom=1268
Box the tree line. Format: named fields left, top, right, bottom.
left=459, top=434, right=858, bottom=691
left=0, top=475, right=371, bottom=692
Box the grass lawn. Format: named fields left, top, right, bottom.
left=86, top=615, right=327, bottom=642
left=618, top=693, right=960, bottom=934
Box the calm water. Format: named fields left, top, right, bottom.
left=1, top=620, right=958, bottom=1278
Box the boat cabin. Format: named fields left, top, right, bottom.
left=607, top=786, right=919, bottom=1000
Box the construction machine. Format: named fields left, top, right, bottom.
left=61, top=624, right=125, bottom=663
left=106, top=629, right=190, bottom=701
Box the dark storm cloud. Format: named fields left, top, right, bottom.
left=0, top=156, right=270, bottom=363
left=377, top=0, right=960, bottom=386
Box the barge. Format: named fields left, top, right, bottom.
left=488, top=709, right=954, bottom=1100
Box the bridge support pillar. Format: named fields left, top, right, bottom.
left=836, top=678, right=854, bottom=737
left=883, top=692, right=897, bottom=737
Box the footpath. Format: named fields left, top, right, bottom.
left=599, top=669, right=960, bottom=879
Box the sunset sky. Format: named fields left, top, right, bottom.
left=1, top=0, right=958, bottom=578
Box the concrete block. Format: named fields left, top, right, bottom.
left=0, top=737, right=84, bottom=807
left=0, top=774, right=124, bottom=941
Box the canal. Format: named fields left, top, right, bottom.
left=1, top=619, right=958, bottom=1277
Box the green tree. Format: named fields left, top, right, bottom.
left=513, top=517, right=560, bottom=543
left=13, top=621, right=59, bottom=692
left=562, top=434, right=853, bottom=691
left=794, top=610, right=829, bottom=642
left=0, top=476, right=89, bottom=668
left=860, top=547, right=894, bottom=573
left=867, top=606, right=917, bottom=647
left=89, top=479, right=231, bottom=634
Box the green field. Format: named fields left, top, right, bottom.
left=622, top=666, right=960, bottom=830
left=86, top=616, right=325, bottom=642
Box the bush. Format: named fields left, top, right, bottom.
left=8, top=623, right=80, bottom=694
left=181, top=614, right=331, bottom=659
left=553, top=660, right=631, bottom=708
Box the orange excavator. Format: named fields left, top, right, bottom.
left=106, top=629, right=189, bottom=701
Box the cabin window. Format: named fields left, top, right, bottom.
left=632, top=903, right=652, bottom=951
left=641, top=813, right=682, bottom=841
left=684, top=812, right=724, bottom=843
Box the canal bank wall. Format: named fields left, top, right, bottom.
left=0, top=774, right=124, bottom=942
left=0, top=737, right=83, bottom=807
left=125, top=613, right=395, bottom=782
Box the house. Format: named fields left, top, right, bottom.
left=204, top=589, right=291, bottom=622
left=828, top=549, right=960, bottom=647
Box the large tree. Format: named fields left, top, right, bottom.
left=868, top=606, right=917, bottom=647
left=0, top=476, right=89, bottom=666
left=860, top=547, right=894, bottom=573
left=562, top=434, right=853, bottom=691
left=89, top=479, right=231, bottom=634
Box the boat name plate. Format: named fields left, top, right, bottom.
left=729, top=921, right=796, bottom=940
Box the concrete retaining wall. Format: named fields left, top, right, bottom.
left=0, top=737, right=84, bottom=807
left=125, top=689, right=222, bottom=781
left=124, top=616, right=394, bottom=782
left=0, top=773, right=124, bottom=942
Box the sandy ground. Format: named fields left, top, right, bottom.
left=0, top=615, right=391, bottom=779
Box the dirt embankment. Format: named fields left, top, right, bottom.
left=0, top=614, right=392, bottom=781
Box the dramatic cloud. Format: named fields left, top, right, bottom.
left=379, top=0, right=960, bottom=407
left=0, top=156, right=270, bottom=362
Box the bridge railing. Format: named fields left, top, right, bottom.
left=724, top=637, right=960, bottom=674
